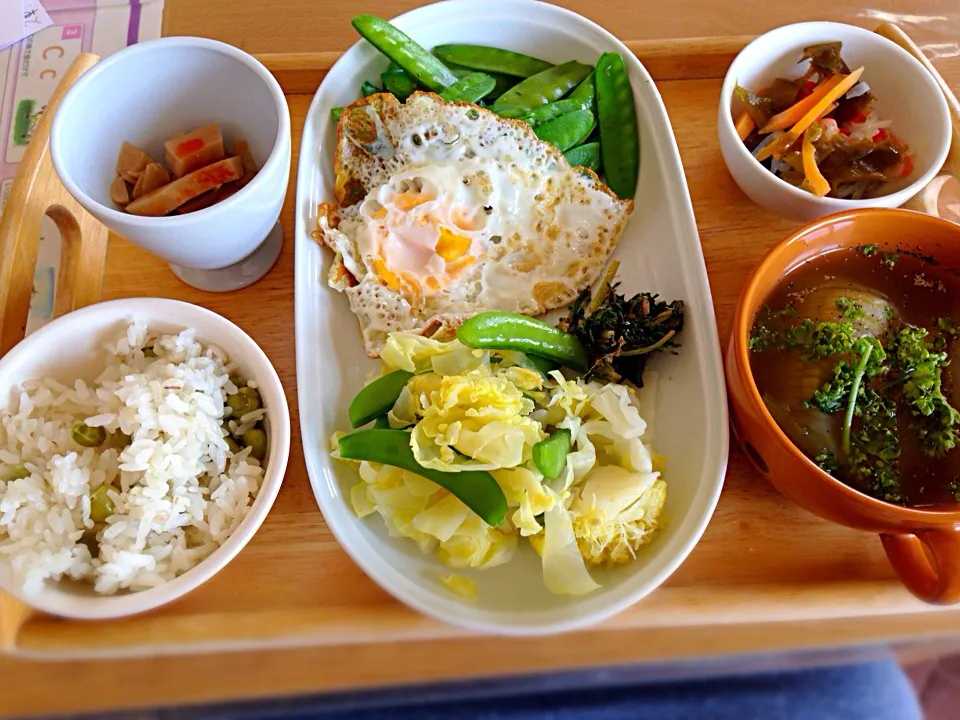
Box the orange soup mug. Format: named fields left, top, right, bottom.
left=726, top=208, right=960, bottom=605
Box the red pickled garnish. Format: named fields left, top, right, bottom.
left=850, top=111, right=868, bottom=124
left=175, top=137, right=205, bottom=155
left=839, top=127, right=850, bottom=136
left=797, top=80, right=817, bottom=100
left=901, top=155, right=914, bottom=178
left=873, top=129, right=888, bottom=142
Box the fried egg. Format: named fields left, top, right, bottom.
left=317, top=92, right=633, bottom=356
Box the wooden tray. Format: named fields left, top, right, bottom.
left=3, top=28, right=960, bottom=661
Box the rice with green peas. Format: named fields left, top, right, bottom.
left=0, top=322, right=265, bottom=595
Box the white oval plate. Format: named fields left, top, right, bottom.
left=294, top=0, right=728, bottom=635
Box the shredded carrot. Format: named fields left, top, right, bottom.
left=801, top=130, right=831, bottom=197
left=760, top=74, right=844, bottom=133
left=735, top=110, right=756, bottom=141
left=756, top=67, right=865, bottom=162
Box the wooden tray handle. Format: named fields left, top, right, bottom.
left=0, top=53, right=107, bottom=358
left=0, top=53, right=107, bottom=653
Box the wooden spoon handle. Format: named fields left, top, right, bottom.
left=0, top=52, right=105, bottom=654
left=0, top=52, right=105, bottom=359
left=875, top=22, right=960, bottom=178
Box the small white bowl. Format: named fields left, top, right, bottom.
left=718, top=22, right=951, bottom=221
left=0, top=299, right=290, bottom=619
left=51, top=37, right=291, bottom=274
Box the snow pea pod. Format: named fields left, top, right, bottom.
left=443, top=60, right=517, bottom=101
left=361, top=81, right=381, bottom=97
left=457, top=312, right=589, bottom=371
left=595, top=52, right=639, bottom=199
left=533, top=428, right=572, bottom=480
left=563, top=141, right=601, bottom=171
left=534, top=109, right=595, bottom=152
left=495, top=61, right=592, bottom=111
left=338, top=429, right=508, bottom=525
left=381, top=68, right=417, bottom=101
left=439, top=72, right=497, bottom=103
left=433, top=44, right=553, bottom=78
left=331, top=107, right=344, bottom=121
left=348, top=369, right=414, bottom=428
left=352, top=15, right=458, bottom=92
left=523, top=74, right=594, bottom=126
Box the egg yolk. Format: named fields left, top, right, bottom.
left=369, top=187, right=479, bottom=297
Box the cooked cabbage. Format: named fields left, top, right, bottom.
left=340, top=334, right=668, bottom=596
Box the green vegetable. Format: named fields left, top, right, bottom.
left=487, top=103, right=529, bottom=118
left=432, top=44, right=552, bottom=78
left=534, top=109, right=595, bottom=152
left=242, top=428, right=268, bottom=461
left=331, top=107, right=345, bottom=121
left=338, top=429, right=507, bottom=525
left=361, top=80, right=381, bottom=96
left=443, top=60, right=516, bottom=101
left=890, top=326, right=960, bottom=456
left=71, top=421, right=106, bottom=448
left=533, top=429, right=573, bottom=479
left=225, top=436, right=242, bottom=455
left=4, top=463, right=30, bottom=481
left=348, top=369, right=414, bottom=428
left=835, top=296, right=864, bottom=322
left=567, top=72, right=596, bottom=107
left=734, top=83, right=775, bottom=127
left=495, top=60, right=592, bottom=110
left=227, top=386, right=262, bottom=419
left=595, top=52, right=639, bottom=199
left=373, top=415, right=392, bottom=429
left=439, top=72, right=497, bottom=103
left=104, top=430, right=132, bottom=450
left=861, top=244, right=878, bottom=257
left=564, top=261, right=684, bottom=385
left=89, top=484, right=115, bottom=523
left=564, top=142, right=601, bottom=171
left=381, top=68, right=417, bottom=101
left=519, top=353, right=560, bottom=375
left=351, top=15, right=458, bottom=92
left=457, top=312, right=589, bottom=371
left=882, top=251, right=900, bottom=268
left=522, top=75, right=594, bottom=125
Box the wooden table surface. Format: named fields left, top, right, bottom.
left=6, top=0, right=960, bottom=716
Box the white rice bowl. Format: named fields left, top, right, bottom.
left=0, top=321, right=265, bottom=597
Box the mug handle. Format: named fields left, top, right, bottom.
left=881, top=529, right=960, bottom=604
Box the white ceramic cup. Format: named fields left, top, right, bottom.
left=718, top=22, right=951, bottom=221
left=51, top=37, right=291, bottom=286
left=0, top=298, right=290, bottom=619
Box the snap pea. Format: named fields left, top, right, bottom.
left=567, top=72, right=596, bottom=106
left=331, top=107, right=344, bottom=121
left=381, top=68, right=417, bottom=101
left=433, top=44, right=553, bottom=78
left=522, top=75, right=594, bottom=126
left=338, top=429, right=507, bottom=525
left=595, top=52, right=639, bottom=199
left=534, top=109, right=595, bottom=152
left=457, top=312, right=589, bottom=371
left=352, top=15, right=458, bottom=92
left=487, top=104, right=529, bottom=119
left=564, top=141, right=601, bottom=171
left=361, top=80, right=381, bottom=97
left=532, top=428, right=572, bottom=480
left=506, top=352, right=560, bottom=376
left=71, top=421, right=106, bottom=448
left=348, top=369, right=414, bottom=428
left=373, top=415, right=392, bottom=429
left=494, top=61, right=592, bottom=110
left=443, top=60, right=516, bottom=100
left=439, top=72, right=496, bottom=103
